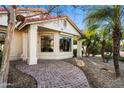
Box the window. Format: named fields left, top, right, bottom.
left=60, top=36, right=72, bottom=52
left=41, top=35, right=54, bottom=52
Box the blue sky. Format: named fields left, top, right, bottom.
left=16, top=5, right=88, bottom=30
left=0, top=5, right=94, bottom=30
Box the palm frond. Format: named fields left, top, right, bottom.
left=84, top=6, right=113, bottom=27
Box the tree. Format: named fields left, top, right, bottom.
left=104, top=37, right=113, bottom=62
left=0, top=6, right=16, bottom=87
left=84, top=5, right=124, bottom=78
left=98, top=26, right=111, bottom=62
left=81, top=29, right=99, bottom=56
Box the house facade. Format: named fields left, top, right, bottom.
left=0, top=8, right=82, bottom=65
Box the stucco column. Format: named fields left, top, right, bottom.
left=27, top=25, right=38, bottom=65
left=77, top=40, right=82, bottom=57
left=54, top=33, right=60, bottom=59
left=71, top=37, right=73, bottom=52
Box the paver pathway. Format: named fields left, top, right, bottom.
left=16, top=60, right=89, bottom=88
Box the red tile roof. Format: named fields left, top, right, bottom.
left=24, top=15, right=66, bottom=23
left=24, top=15, right=81, bottom=34
left=0, top=8, right=6, bottom=12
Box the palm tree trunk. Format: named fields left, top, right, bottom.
left=112, top=29, right=121, bottom=78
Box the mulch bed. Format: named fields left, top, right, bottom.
left=7, top=60, right=37, bottom=88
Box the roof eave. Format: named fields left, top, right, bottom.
left=19, top=17, right=82, bottom=36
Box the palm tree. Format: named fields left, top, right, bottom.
left=98, top=26, right=111, bottom=62
left=82, top=30, right=99, bottom=56
left=84, top=5, right=124, bottom=78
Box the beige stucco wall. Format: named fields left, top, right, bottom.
left=9, top=31, right=23, bottom=60
left=9, top=30, right=74, bottom=61
left=8, top=19, right=80, bottom=60
left=21, top=31, right=28, bottom=61
left=4, top=18, right=81, bottom=61
left=8, top=29, right=74, bottom=61
left=38, top=19, right=80, bottom=36
left=0, top=14, right=8, bottom=26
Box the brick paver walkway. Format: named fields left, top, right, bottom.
left=16, top=60, right=89, bottom=88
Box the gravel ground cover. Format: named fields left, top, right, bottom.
left=7, top=60, right=37, bottom=88
left=63, top=57, right=124, bottom=88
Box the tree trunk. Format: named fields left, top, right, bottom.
left=101, top=40, right=106, bottom=62
left=112, top=28, right=121, bottom=78
left=0, top=7, right=16, bottom=87
left=105, top=52, right=112, bottom=63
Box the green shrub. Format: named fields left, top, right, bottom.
left=104, top=54, right=112, bottom=62
left=119, top=57, right=124, bottom=62
left=82, top=51, right=84, bottom=56
left=90, top=47, right=100, bottom=56
left=73, top=49, right=84, bottom=57
left=73, top=40, right=77, bottom=45
left=73, top=49, right=77, bottom=57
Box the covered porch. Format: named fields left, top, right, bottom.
left=22, top=24, right=82, bottom=65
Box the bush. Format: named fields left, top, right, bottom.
left=73, top=49, right=77, bottom=57
left=82, top=51, right=84, bottom=56
left=90, top=47, right=100, bottom=56
left=73, top=49, right=83, bottom=57
left=104, top=54, right=112, bottom=62
left=119, top=57, right=124, bottom=62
